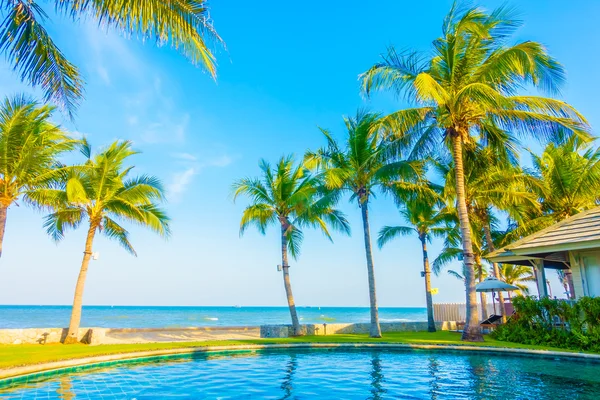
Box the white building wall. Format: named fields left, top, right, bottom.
left=569, top=251, right=586, bottom=298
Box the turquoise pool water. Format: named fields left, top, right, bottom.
left=2, top=349, right=600, bottom=399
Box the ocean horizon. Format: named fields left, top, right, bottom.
left=0, top=305, right=427, bottom=329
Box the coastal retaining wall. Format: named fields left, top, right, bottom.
left=0, top=326, right=262, bottom=345
left=0, top=328, right=93, bottom=345
left=260, top=321, right=459, bottom=338
left=0, top=322, right=460, bottom=344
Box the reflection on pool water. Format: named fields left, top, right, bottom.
left=2, top=349, right=600, bottom=399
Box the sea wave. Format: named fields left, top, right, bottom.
left=203, top=317, right=219, bottom=321
left=317, top=315, right=336, bottom=322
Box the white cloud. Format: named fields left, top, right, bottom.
left=140, top=113, right=189, bottom=144
left=126, top=115, right=138, bottom=126
left=97, top=66, right=110, bottom=85
left=172, top=152, right=198, bottom=161
left=207, top=155, right=233, bottom=167
left=83, top=24, right=141, bottom=73
left=166, top=152, right=235, bottom=201
left=167, top=167, right=197, bottom=201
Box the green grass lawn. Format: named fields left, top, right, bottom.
left=0, top=331, right=587, bottom=370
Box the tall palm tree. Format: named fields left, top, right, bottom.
left=499, top=264, right=535, bottom=298
left=305, top=110, right=422, bottom=338
left=0, top=0, right=222, bottom=117
left=360, top=3, right=590, bottom=340
left=433, top=216, right=490, bottom=320
left=531, top=137, right=600, bottom=222
left=0, top=94, right=74, bottom=258
left=33, top=140, right=170, bottom=343
left=378, top=190, right=450, bottom=332
left=232, top=155, right=350, bottom=336
left=437, top=147, right=539, bottom=319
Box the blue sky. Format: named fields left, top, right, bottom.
left=1, top=0, right=598, bottom=307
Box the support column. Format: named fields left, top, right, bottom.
left=565, top=270, right=576, bottom=299
left=534, top=260, right=548, bottom=298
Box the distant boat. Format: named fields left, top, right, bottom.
left=233, top=305, right=241, bottom=308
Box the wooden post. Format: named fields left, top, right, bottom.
left=534, top=260, right=548, bottom=298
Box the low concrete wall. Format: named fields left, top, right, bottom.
left=0, top=322, right=460, bottom=344
left=259, top=321, right=460, bottom=338
left=0, top=328, right=92, bottom=345
left=0, top=326, right=262, bottom=345
left=97, top=326, right=261, bottom=344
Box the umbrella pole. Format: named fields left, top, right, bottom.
left=492, top=290, right=496, bottom=315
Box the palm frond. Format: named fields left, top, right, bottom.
left=377, top=225, right=414, bottom=248
left=0, top=2, right=83, bottom=117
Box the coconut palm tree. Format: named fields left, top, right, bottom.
left=378, top=189, right=451, bottom=332
left=33, top=140, right=170, bottom=343
left=433, top=217, right=490, bottom=320
left=0, top=0, right=222, bottom=117
left=305, top=110, right=423, bottom=337
left=499, top=264, right=535, bottom=298
left=531, top=137, right=600, bottom=222
left=437, top=146, right=539, bottom=319
left=0, top=94, right=75, bottom=258
left=232, top=155, right=350, bottom=336
left=360, top=3, right=590, bottom=340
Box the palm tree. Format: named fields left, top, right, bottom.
left=305, top=110, right=422, bottom=337
left=437, top=147, right=539, bottom=319
left=360, top=3, right=590, bottom=340
left=34, top=140, right=170, bottom=343
left=0, top=0, right=222, bottom=117
left=531, top=137, right=600, bottom=222
left=499, top=264, right=535, bottom=298
left=0, top=94, right=74, bottom=258
left=378, top=190, right=450, bottom=332
left=232, top=155, right=350, bottom=336
left=433, top=217, right=490, bottom=320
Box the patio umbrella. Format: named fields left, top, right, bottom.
left=476, top=276, right=519, bottom=315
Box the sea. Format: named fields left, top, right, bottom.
left=0, top=306, right=426, bottom=329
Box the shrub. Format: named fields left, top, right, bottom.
left=492, top=296, right=600, bottom=352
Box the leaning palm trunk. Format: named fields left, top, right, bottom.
left=0, top=205, right=7, bottom=258
left=451, top=132, right=483, bottom=341
left=64, top=223, right=97, bottom=344
left=281, top=225, right=301, bottom=336
left=360, top=199, right=382, bottom=338
left=483, top=222, right=506, bottom=321
left=420, top=236, right=436, bottom=332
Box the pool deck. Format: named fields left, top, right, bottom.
left=2, top=342, right=600, bottom=384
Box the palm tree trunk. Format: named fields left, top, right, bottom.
left=420, top=235, right=436, bottom=332
left=482, top=220, right=506, bottom=320
left=64, top=223, right=97, bottom=344
left=450, top=131, right=483, bottom=342
left=281, top=224, right=301, bottom=336
left=0, top=205, right=7, bottom=258
left=360, top=198, right=382, bottom=338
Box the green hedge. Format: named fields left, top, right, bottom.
left=492, top=296, right=600, bottom=352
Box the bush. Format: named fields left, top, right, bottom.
left=492, top=296, right=600, bottom=352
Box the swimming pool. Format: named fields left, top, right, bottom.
left=2, top=348, right=600, bottom=399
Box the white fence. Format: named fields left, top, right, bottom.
left=433, top=303, right=496, bottom=322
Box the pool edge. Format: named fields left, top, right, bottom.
left=1, top=343, right=599, bottom=385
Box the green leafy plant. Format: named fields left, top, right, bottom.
left=493, top=296, right=600, bottom=352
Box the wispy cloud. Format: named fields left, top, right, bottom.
left=206, top=155, right=233, bottom=167
left=139, top=113, right=189, bottom=144
left=167, top=152, right=236, bottom=202
left=96, top=66, right=110, bottom=85
left=167, top=167, right=197, bottom=201
left=171, top=152, right=198, bottom=161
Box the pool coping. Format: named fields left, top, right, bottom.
left=1, top=342, right=599, bottom=385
